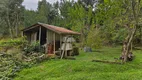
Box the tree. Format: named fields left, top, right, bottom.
left=0, top=0, right=24, bottom=38
left=37, top=0, right=51, bottom=23
left=58, top=0, right=75, bottom=28
left=24, top=10, right=39, bottom=27
left=68, top=2, right=95, bottom=47
left=120, top=0, right=142, bottom=62
left=95, top=0, right=142, bottom=62
left=86, top=26, right=103, bottom=48
left=78, top=0, right=96, bottom=8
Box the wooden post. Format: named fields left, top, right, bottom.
left=22, top=31, right=24, bottom=37
left=65, top=50, right=67, bottom=58
left=34, top=32, right=37, bottom=42
left=46, top=30, right=48, bottom=54
left=61, top=36, right=68, bottom=59
left=39, top=26, right=41, bottom=45
left=60, top=35, right=62, bottom=56
left=54, top=33, right=55, bottom=54
left=46, top=30, right=48, bottom=44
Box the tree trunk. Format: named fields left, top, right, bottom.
left=121, top=26, right=136, bottom=62
left=15, top=14, right=19, bottom=37
left=9, top=28, right=13, bottom=38
left=140, top=27, right=142, bottom=44
left=5, top=17, right=13, bottom=38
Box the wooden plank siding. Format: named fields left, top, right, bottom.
left=22, top=23, right=80, bottom=55
left=46, top=29, right=62, bottom=44
left=46, top=29, right=63, bottom=54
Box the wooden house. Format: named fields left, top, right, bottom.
left=22, top=22, right=80, bottom=56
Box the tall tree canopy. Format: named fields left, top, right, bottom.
left=95, top=0, right=142, bottom=62
left=0, top=0, right=24, bottom=38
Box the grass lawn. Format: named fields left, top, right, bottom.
left=14, top=47, right=142, bottom=80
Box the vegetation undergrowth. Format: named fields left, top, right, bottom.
left=0, top=38, right=48, bottom=80
left=0, top=37, right=27, bottom=47
left=14, top=47, right=142, bottom=80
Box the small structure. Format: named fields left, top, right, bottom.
left=22, top=22, right=80, bottom=57
left=61, top=36, right=76, bottom=51
left=60, top=36, right=76, bottom=59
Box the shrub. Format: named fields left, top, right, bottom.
left=23, top=41, right=44, bottom=54
left=86, top=28, right=103, bottom=49
left=0, top=37, right=28, bottom=49
left=0, top=38, right=47, bottom=80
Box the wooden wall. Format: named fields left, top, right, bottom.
left=24, top=32, right=37, bottom=43
left=31, top=32, right=37, bottom=42
left=46, top=29, right=62, bottom=44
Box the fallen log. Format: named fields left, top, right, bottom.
left=92, top=60, right=122, bottom=64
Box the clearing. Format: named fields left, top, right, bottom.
left=15, top=47, right=142, bottom=80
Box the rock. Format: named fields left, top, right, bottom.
left=84, top=47, right=92, bottom=52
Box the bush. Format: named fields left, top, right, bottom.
left=23, top=41, right=44, bottom=54
left=0, top=37, right=28, bottom=48
left=0, top=38, right=47, bottom=80
left=86, top=28, right=103, bottom=49
left=0, top=52, right=29, bottom=80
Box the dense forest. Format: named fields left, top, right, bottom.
left=0, top=0, right=142, bottom=79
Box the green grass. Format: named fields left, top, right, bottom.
left=14, top=47, right=142, bottom=80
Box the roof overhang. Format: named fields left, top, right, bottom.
left=22, top=23, right=81, bottom=35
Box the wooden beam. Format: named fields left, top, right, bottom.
left=23, top=25, right=39, bottom=32
left=39, top=26, right=41, bottom=45
left=46, top=30, right=48, bottom=44
left=65, top=50, right=67, bottom=58
left=46, top=30, right=48, bottom=54
left=22, top=32, right=24, bottom=37
left=54, top=33, right=55, bottom=54
left=61, top=36, right=68, bottom=59
left=60, top=35, right=62, bottom=56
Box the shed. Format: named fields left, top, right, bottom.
left=22, top=22, right=80, bottom=55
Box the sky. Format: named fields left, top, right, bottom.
left=22, top=0, right=59, bottom=10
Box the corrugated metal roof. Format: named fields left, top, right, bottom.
left=22, top=23, right=81, bottom=35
